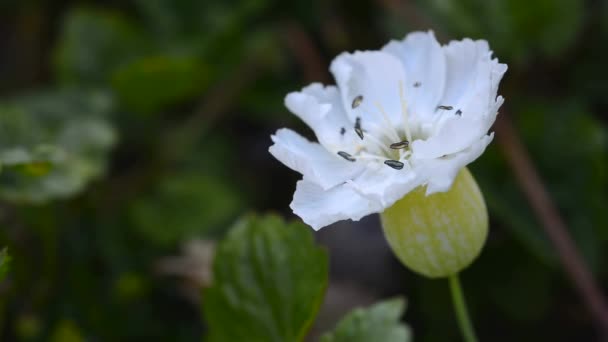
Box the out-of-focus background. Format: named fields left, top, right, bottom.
left=0, top=0, right=607, bottom=341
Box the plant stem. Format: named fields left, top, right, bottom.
left=449, top=273, right=478, bottom=342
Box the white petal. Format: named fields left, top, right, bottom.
left=329, top=50, right=408, bottom=135
left=440, top=39, right=507, bottom=120
left=290, top=180, right=383, bottom=230
left=382, top=31, right=446, bottom=121
left=346, top=161, right=423, bottom=208
left=284, top=83, right=359, bottom=152
left=269, top=128, right=364, bottom=190
left=414, top=134, right=494, bottom=195
left=410, top=115, right=486, bottom=159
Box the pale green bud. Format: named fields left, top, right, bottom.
left=380, top=168, right=488, bottom=278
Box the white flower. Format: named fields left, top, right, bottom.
left=269, top=31, right=507, bottom=230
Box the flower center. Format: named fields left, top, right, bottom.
left=336, top=81, right=416, bottom=170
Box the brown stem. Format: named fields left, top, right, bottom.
left=495, top=114, right=608, bottom=337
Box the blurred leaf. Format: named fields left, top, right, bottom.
left=50, top=320, right=84, bottom=342
left=54, top=8, right=149, bottom=85
left=320, top=298, right=411, bottom=342
left=422, top=0, right=583, bottom=63
left=0, top=90, right=117, bottom=203
left=203, top=215, right=328, bottom=342
left=111, top=54, right=208, bottom=114
left=130, top=173, right=244, bottom=245
left=0, top=248, right=10, bottom=281
left=474, top=100, right=608, bottom=270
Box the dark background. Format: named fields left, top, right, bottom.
left=0, top=0, right=607, bottom=341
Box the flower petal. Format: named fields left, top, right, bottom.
left=415, top=134, right=494, bottom=195
left=382, top=31, right=446, bottom=121
left=269, top=128, right=363, bottom=190
left=329, top=50, right=408, bottom=136
left=346, top=161, right=423, bottom=208
left=284, top=83, right=358, bottom=152
left=290, top=180, right=382, bottom=230
left=410, top=115, right=486, bottom=159
left=440, top=39, right=507, bottom=120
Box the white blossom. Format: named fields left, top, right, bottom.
left=269, top=31, right=507, bottom=230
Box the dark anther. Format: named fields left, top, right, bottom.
left=390, top=140, right=409, bottom=149
left=340, top=127, right=346, bottom=135
left=352, top=95, right=364, bottom=109
left=384, top=160, right=404, bottom=170
left=455, top=109, right=462, bottom=116
left=338, top=151, right=356, bottom=162
left=354, top=117, right=364, bottom=140
left=437, top=105, right=453, bottom=110
left=413, top=82, right=421, bottom=87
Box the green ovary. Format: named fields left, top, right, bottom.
left=380, top=167, right=488, bottom=278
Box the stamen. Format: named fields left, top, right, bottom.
left=360, top=131, right=392, bottom=155
left=384, top=159, right=404, bottom=170
left=351, top=95, right=364, bottom=109
left=337, top=151, right=356, bottom=162
left=413, top=81, right=421, bottom=88
left=371, top=102, right=401, bottom=142
left=398, top=81, right=413, bottom=144
left=390, top=140, right=409, bottom=149
left=455, top=109, right=462, bottom=116
left=354, top=117, right=364, bottom=140
left=340, top=127, right=346, bottom=135
left=437, top=105, right=453, bottom=110
left=351, top=95, right=400, bottom=142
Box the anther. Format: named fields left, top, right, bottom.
left=340, top=127, right=346, bottom=135
left=352, top=95, right=364, bottom=109
left=390, top=140, right=409, bottom=149
left=354, top=117, right=364, bottom=140
left=437, top=105, right=453, bottom=110
left=338, top=151, right=356, bottom=162
left=384, top=159, right=404, bottom=170
left=455, top=109, right=462, bottom=116
left=413, top=81, right=421, bottom=88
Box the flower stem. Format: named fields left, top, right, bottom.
left=448, top=273, right=478, bottom=342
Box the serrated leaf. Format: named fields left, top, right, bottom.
left=0, top=248, right=10, bottom=281
left=321, top=298, right=411, bottom=342
left=203, top=215, right=328, bottom=342
left=0, top=89, right=117, bottom=203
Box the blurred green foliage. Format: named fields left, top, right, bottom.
left=0, top=0, right=607, bottom=340
left=0, top=248, right=10, bottom=282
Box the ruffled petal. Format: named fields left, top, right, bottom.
left=329, top=50, right=408, bottom=136
left=290, top=180, right=383, bottom=230
left=410, top=115, right=487, bottom=159
left=346, top=161, right=423, bottom=207
left=382, top=31, right=446, bottom=122
left=414, top=134, right=494, bottom=195
left=284, top=83, right=359, bottom=152
left=269, top=128, right=364, bottom=190
left=440, top=39, right=507, bottom=121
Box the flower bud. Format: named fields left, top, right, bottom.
left=381, top=168, right=488, bottom=278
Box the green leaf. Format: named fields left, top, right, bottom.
left=203, top=215, right=328, bottom=342
left=111, top=54, right=208, bottom=114
left=0, top=89, right=117, bottom=203
left=321, top=298, right=411, bottom=342
left=54, top=8, right=149, bottom=85
left=0, top=248, right=10, bottom=282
